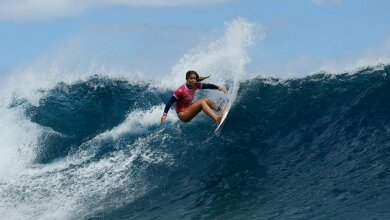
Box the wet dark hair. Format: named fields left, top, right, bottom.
left=186, top=70, right=209, bottom=82
left=186, top=70, right=199, bottom=80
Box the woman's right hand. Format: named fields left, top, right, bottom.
left=161, top=115, right=167, bottom=124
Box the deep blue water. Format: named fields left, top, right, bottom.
left=2, top=65, right=390, bottom=219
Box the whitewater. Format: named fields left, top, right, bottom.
left=0, top=18, right=389, bottom=219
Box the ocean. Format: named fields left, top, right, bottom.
left=0, top=64, right=389, bottom=219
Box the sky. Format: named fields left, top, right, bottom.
left=1, top=0, right=390, bottom=82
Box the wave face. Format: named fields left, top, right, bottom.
left=1, top=65, right=390, bottom=219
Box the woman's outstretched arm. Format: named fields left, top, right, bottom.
left=161, top=96, right=177, bottom=123
left=202, top=83, right=228, bottom=93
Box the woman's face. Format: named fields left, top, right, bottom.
left=186, top=74, right=197, bottom=87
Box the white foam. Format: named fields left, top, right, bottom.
left=0, top=130, right=174, bottom=219
left=0, top=106, right=41, bottom=181
left=159, top=17, right=259, bottom=91
left=96, top=104, right=178, bottom=141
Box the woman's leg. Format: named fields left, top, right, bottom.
left=178, top=98, right=222, bottom=123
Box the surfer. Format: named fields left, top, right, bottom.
left=161, top=70, right=227, bottom=124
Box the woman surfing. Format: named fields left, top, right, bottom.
left=161, top=70, right=227, bottom=124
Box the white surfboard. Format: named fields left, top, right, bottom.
left=214, top=102, right=231, bottom=136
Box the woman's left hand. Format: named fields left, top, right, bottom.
left=219, top=87, right=228, bottom=94
left=161, top=115, right=167, bottom=124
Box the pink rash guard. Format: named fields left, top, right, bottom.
left=173, top=83, right=203, bottom=113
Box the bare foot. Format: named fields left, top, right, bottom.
left=216, top=103, right=228, bottom=124
left=216, top=107, right=225, bottom=124
left=216, top=115, right=222, bottom=124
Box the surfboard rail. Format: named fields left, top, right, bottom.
left=214, top=102, right=230, bottom=136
